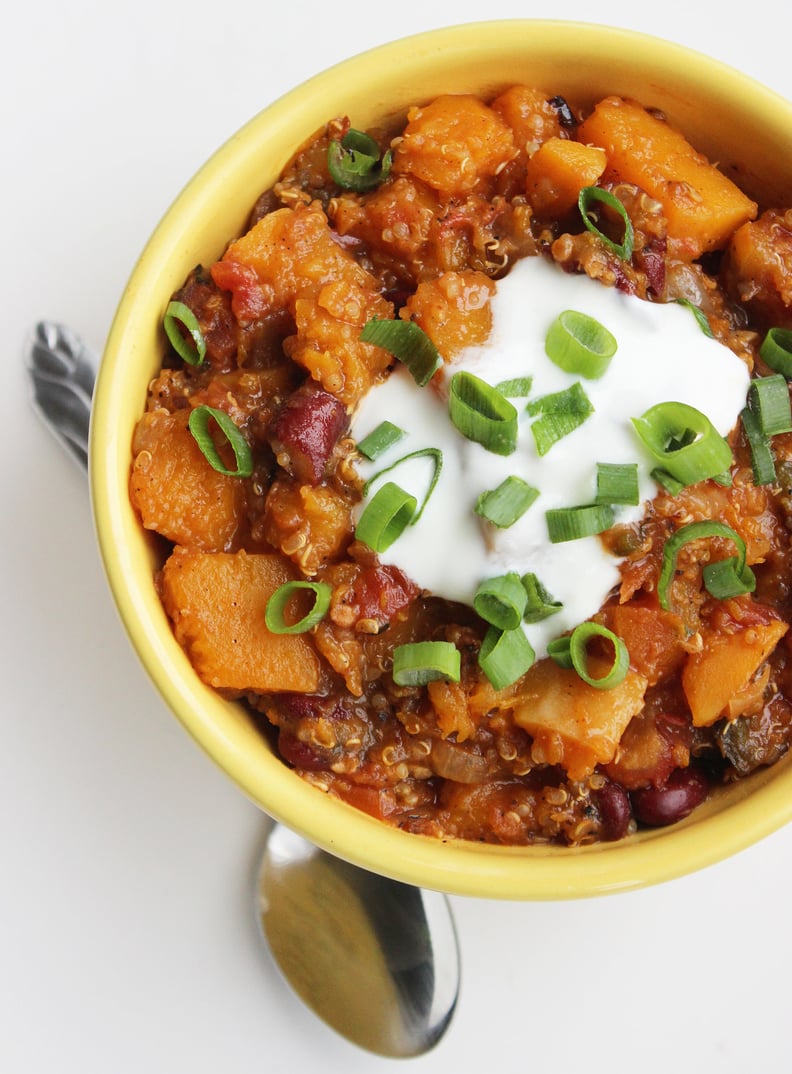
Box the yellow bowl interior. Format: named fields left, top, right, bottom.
left=91, top=20, right=792, bottom=899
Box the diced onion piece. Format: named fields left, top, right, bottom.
left=631, top=401, right=732, bottom=487
left=478, top=625, right=536, bottom=690
left=545, top=310, right=617, bottom=379
left=449, top=371, right=518, bottom=456
left=548, top=622, right=629, bottom=690
left=578, top=186, right=635, bottom=260
left=760, top=326, right=792, bottom=378
left=474, top=476, right=539, bottom=528
left=595, top=462, right=640, bottom=505
left=392, top=641, right=461, bottom=686
left=360, top=318, right=441, bottom=386
left=473, top=572, right=527, bottom=631
left=188, top=405, right=253, bottom=477
left=527, top=381, right=594, bottom=456
left=521, top=572, right=563, bottom=623
left=356, top=420, right=406, bottom=460
left=264, top=581, right=332, bottom=635
left=658, top=520, right=756, bottom=612
left=163, top=300, right=206, bottom=366
left=355, top=481, right=417, bottom=553
left=545, top=503, right=615, bottom=543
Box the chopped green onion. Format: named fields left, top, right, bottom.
left=760, top=326, right=792, bottom=378
left=545, top=503, right=615, bottom=543
left=527, top=381, right=594, bottom=456
left=364, top=447, right=443, bottom=523
left=478, top=625, right=536, bottom=690
left=748, top=375, right=792, bottom=437
left=163, top=300, right=206, bottom=366
left=327, top=128, right=392, bottom=192
left=449, top=371, right=518, bottom=456
left=392, top=641, right=461, bottom=686
left=544, top=310, right=617, bottom=379
left=264, top=581, right=332, bottom=635
left=596, top=462, right=640, bottom=505
left=741, top=405, right=777, bottom=486
left=651, top=468, right=685, bottom=496
left=495, top=376, right=533, bottom=397
left=548, top=622, right=629, bottom=689
left=356, top=420, right=406, bottom=460
left=675, top=298, right=714, bottom=338
left=473, top=573, right=528, bottom=631
left=474, top=476, right=539, bottom=528
left=578, top=186, right=634, bottom=260
left=658, top=520, right=756, bottom=612
left=355, top=481, right=417, bottom=553
left=521, top=573, right=563, bottom=623
left=631, top=401, right=732, bottom=487
left=188, top=405, right=253, bottom=477
left=360, top=318, right=441, bottom=386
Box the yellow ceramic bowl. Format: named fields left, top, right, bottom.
left=91, top=20, right=792, bottom=899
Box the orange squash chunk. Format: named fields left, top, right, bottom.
left=578, top=96, right=757, bottom=258
left=161, top=549, right=321, bottom=693
left=525, top=137, right=607, bottom=217
left=490, top=84, right=565, bottom=158
left=393, top=94, right=516, bottom=197
left=130, top=409, right=246, bottom=552
left=512, top=659, right=648, bottom=780
left=725, top=209, right=792, bottom=329
left=682, top=617, right=787, bottom=727
left=403, top=270, right=495, bottom=361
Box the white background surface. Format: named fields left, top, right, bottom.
left=4, top=3, right=792, bottom=1071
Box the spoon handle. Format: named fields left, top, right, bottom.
left=26, top=320, right=95, bottom=471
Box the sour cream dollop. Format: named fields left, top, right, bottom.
left=352, top=257, right=751, bottom=658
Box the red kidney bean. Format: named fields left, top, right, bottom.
left=596, top=781, right=633, bottom=841
left=630, top=766, right=709, bottom=827
left=277, top=729, right=329, bottom=771
left=269, top=382, right=349, bottom=485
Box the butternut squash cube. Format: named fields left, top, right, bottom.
left=161, top=549, right=321, bottom=694
left=393, top=94, right=516, bottom=197
left=578, top=96, right=757, bottom=258
left=403, top=270, right=495, bottom=361
left=682, top=617, right=787, bottom=727
left=512, top=659, right=648, bottom=780
left=525, top=137, right=607, bottom=217
left=130, top=409, right=246, bottom=552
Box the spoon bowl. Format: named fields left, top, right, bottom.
left=257, top=822, right=459, bottom=1057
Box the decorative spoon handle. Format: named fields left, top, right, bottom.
left=26, top=320, right=96, bottom=470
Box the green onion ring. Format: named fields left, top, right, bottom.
left=264, top=581, right=332, bottom=635
left=392, top=641, right=461, bottom=686
left=658, top=520, right=756, bottom=612
left=478, top=625, right=536, bottom=690
left=355, top=481, right=417, bottom=553
left=545, top=503, right=615, bottom=543
left=544, top=309, right=617, bottom=379
left=474, top=475, right=539, bottom=528
left=449, top=371, right=518, bottom=456
left=632, top=401, right=732, bottom=487
left=188, top=405, right=253, bottom=477
left=163, top=300, right=207, bottom=366
left=363, top=448, right=443, bottom=524
left=327, top=128, right=393, bottom=192
left=760, top=326, right=792, bottom=379
left=548, top=622, right=629, bottom=690
left=473, top=573, right=528, bottom=631
left=356, top=420, right=407, bottom=460
left=595, top=462, right=640, bottom=506
left=578, top=186, right=635, bottom=260
left=360, top=318, right=441, bottom=386
left=521, top=573, right=563, bottom=623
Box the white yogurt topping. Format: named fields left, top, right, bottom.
left=352, top=256, right=751, bottom=658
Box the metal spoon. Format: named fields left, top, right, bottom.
left=25, top=320, right=461, bottom=1058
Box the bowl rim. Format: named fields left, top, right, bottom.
left=91, top=18, right=792, bottom=899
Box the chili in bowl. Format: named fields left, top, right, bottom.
left=91, top=20, right=792, bottom=898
